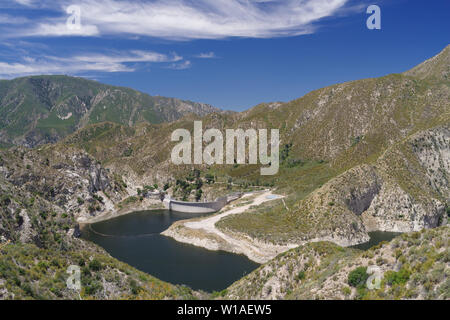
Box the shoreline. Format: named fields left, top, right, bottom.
left=78, top=200, right=165, bottom=226
left=161, top=190, right=303, bottom=264
left=161, top=190, right=373, bottom=263
left=77, top=190, right=404, bottom=264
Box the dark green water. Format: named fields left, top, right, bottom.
left=351, top=231, right=402, bottom=250
left=81, top=210, right=259, bottom=292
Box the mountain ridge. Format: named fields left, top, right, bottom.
left=0, top=45, right=449, bottom=300
left=0, top=75, right=221, bottom=148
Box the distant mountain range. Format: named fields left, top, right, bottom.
left=0, top=75, right=221, bottom=147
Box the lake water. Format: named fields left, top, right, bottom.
left=81, top=210, right=260, bottom=292
left=82, top=210, right=401, bottom=292
left=351, top=231, right=402, bottom=250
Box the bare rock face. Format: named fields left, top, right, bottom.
left=352, top=125, right=448, bottom=234
left=362, top=183, right=444, bottom=232
left=344, top=171, right=381, bottom=216
left=88, top=165, right=111, bottom=193
left=18, top=209, right=35, bottom=244
left=75, top=155, right=112, bottom=193
left=290, top=122, right=448, bottom=246
left=412, top=126, right=450, bottom=200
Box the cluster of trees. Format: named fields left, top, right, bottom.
left=174, top=169, right=208, bottom=201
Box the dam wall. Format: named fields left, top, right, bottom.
left=163, top=194, right=240, bottom=214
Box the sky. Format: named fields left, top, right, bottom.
left=0, top=0, right=448, bottom=111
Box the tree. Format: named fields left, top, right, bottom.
left=195, top=189, right=203, bottom=202
left=205, top=174, right=215, bottom=184
left=348, top=267, right=369, bottom=288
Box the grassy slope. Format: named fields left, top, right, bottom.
left=222, top=226, right=449, bottom=300
left=0, top=242, right=195, bottom=300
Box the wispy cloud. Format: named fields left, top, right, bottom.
left=3, top=0, right=349, bottom=40
left=0, top=0, right=353, bottom=77
left=0, top=50, right=184, bottom=78
left=168, top=60, right=192, bottom=70
left=13, top=0, right=35, bottom=6
left=195, top=52, right=216, bottom=59
left=0, top=14, right=30, bottom=25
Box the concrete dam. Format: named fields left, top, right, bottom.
left=163, top=193, right=242, bottom=214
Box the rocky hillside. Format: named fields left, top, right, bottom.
left=221, top=226, right=449, bottom=300
left=0, top=241, right=195, bottom=300
left=50, top=45, right=450, bottom=247
left=0, top=75, right=220, bottom=147
left=0, top=151, right=197, bottom=299
left=0, top=46, right=448, bottom=300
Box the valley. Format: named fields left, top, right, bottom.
left=0, top=45, right=449, bottom=300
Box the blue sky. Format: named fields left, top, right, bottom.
left=0, top=0, right=448, bottom=111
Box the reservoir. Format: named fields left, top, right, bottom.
left=81, top=210, right=401, bottom=292
left=351, top=231, right=402, bottom=250
left=81, top=209, right=260, bottom=292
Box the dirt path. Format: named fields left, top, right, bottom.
left=162, top=190, right=299, bottom=263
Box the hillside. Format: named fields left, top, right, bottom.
left=0, top=75, right=220, bottom=147
left=0, top=169, right=196, bottom=299
left=221, top=226, right=449, bottom=300
left=0, top=46, right=448, bottom=300
left=48, top=45, right=450, bottom=250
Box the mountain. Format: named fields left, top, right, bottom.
left=47, top=45, right=449, bottom=250
left=221, top=226, right=449, bottom=300
left=0, top=45, right=448, bottom=300
left=404, top=45, right=450, bottom=81
left=0, top=154, right=198, bottom=299
left=0, top=75, right=221, bottom=148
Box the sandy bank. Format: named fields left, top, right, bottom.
left=161, top=190, right=300, bottom=263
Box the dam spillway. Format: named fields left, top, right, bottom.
left=163, top=193, right=242, bottom=214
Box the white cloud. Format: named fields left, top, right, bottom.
left=168, top=60, right=192, bottom=70
left=3, top=0, right=349, bottom=40
left=195, top=52, right=216, bottom=59
left=0, top=50, right=185, bottom=78
left=26, top=23, right=100, bottom=37
left=13, top=0, right=34, bottom=5
left=0, top=14, right=30, bottom=24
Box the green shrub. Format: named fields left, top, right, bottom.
left=88, top=259, right=102, bottom=272
left=122, top=148, right=133, bottom=157
left=39, top=211, right=48, bottom=220
left=211, top=289, right=228, bottom=298
left=384, top=268, right=411, bottom=286
left=84, top=281, right=103, bottom=296
left=342, top=286, right=351, bottom=296
left=348, top=267, right=369, bottom=288
left=296, top=271, right=306, bottom=281
left=129, top=279, right=141, bottom=295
